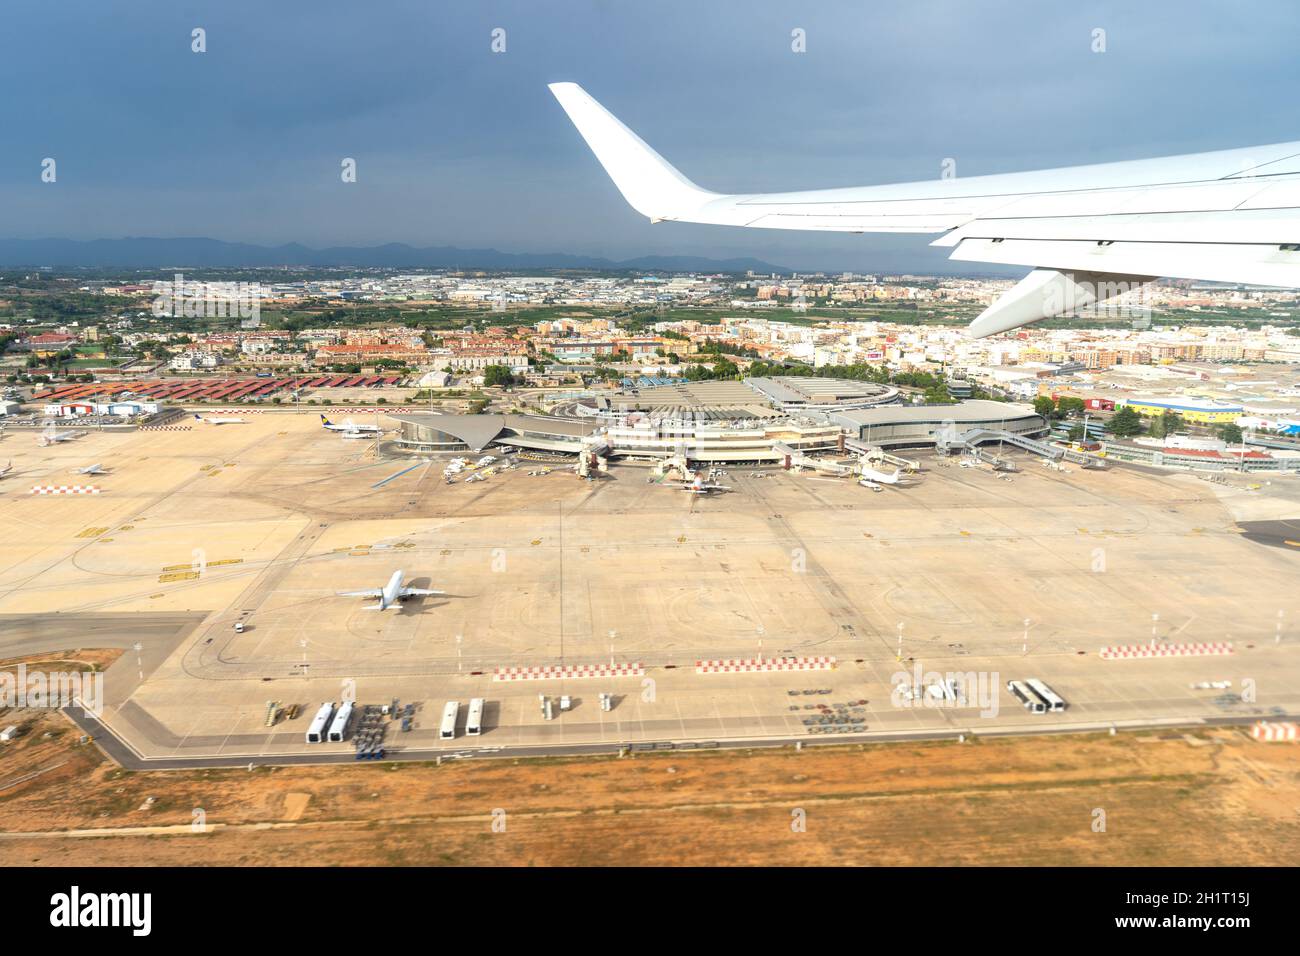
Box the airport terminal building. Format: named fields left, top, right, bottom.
left=831, top=400, right=1047, bottom=450
left=393, top=377, right=1044, bottom=463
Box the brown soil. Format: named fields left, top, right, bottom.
left=1, top=712, right=1297, bottom=866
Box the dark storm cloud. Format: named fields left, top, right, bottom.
left=1, top=0, right=1295, bottom=271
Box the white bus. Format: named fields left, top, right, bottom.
left=1006, top=680, right=1046, bottom=714
left=465, top=698, right=485, bottom=736
left=306, top=702, right=335, bottom=743
left=439, top=700, right=460, bottom=740
left=327, top=700, right=354, bottom=742
left=1025, top=678, right=1066, bottom=712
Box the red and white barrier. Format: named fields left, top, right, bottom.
left=493, top=662, right=645, bottom=682
left=1100, top=642, right=1233, bottom=660
left=140, top=425, right=192, bottom=431
left=695, top=656, right=836, bottom=674
left=29, top=485, right=101, bottom=495
left=1252, top=721, right=1298, bottom=742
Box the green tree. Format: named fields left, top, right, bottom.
left=922, top=383, right=954, bottom=404
left=1217, top=422, right=1244, bottom=445
left=1106, top=406, right=1142, bottom=437
left=1057, top=396, right=1086, bottom=417
left=482, top=364, right=517, bottom=388
left=1032, top=396, right=1056, bottom=419
left=1148, top=410, right=1185, bottom=439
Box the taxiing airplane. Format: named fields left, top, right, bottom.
left=73, top=463, right=107, bottom=476
left=194, top=414, right=245, bottom=425
left=320, top=415, right=381, bottom=436
left=550, top=82, right=1300, bottom=337
left=336, top=570, right=443, bottom=611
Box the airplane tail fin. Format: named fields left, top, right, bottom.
left=548, top=82, right=719, bottom=222
left=320, top=415, right=330, bottom=425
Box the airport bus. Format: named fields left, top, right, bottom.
left=327, top=700, right=354, bottom=742
left=439, top=700, right=460, bottom=740
left=1025, top=678, right=1067, bottom=712
left=306, top=702, right=335, bottom=743
left=1006, top=680, right=1046, bottom=714
left=465, top=697, right=485, bottom=736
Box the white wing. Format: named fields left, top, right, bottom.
left=336, top=588, right=384, bottom=598
left=398, top=587, right=444, bottom=598
left=549, top=82, right=1300, bottom=336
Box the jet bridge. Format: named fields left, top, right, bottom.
left=773, top=441, right=853, bottom=477
left=936, top=428, right=1105, bottom=468
left=843, top=437, right=922, bottom=473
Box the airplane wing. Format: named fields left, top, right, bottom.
left=399, top=587, right=444, bottom=598
left=336, top=588, right=384, bottom=598
left=549, top=82, right=1300, bottom=336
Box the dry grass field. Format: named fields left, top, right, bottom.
left=1, top=711, right=1296, bottom=866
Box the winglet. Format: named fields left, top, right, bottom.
left=548, top=82, right=719, bottom=221
left=966, top=268, right=1155, bottom=338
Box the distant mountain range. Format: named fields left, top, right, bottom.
left=0, top=237, right=787, bottom=273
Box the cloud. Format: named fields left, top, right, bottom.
left=4, top=0, right=1297, bottom=272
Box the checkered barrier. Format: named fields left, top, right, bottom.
left=29, top=485, right=101, bottom=495
left=140, top=425, right=192, bottom=431
left=1252, top=721, right=1298, bottom=742
left=1099, top=642, right=1233, bottom=660
left=695, top=656, right=836, bottom=674
left=208, top=408, right=264, bottom=414
left=492, top=662, right=645, bottom=681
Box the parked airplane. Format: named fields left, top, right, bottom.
left=858, top=462, right=903, bottom=485
left=0, top=460, right=12, bottom=479
left=194, top=414, right=245, bottom=425
left=320, top=415, right=381, bottom=436
left=72, top=463, right=107, bottom=475
left=550, top=82, right=1300, bottom=337
left=38, top=429, right=78, bottom=446
left=670, top=471, right=729, bottom=495
left=336, top=570, right=443, bottom=611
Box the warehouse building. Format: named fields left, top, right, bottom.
left=1119, top=396, right=1243, bottom=424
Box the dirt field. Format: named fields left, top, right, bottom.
left=0, top=711, right=1296, bottom=866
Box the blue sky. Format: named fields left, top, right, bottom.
left=1, top=1, right=1297, bottom=271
